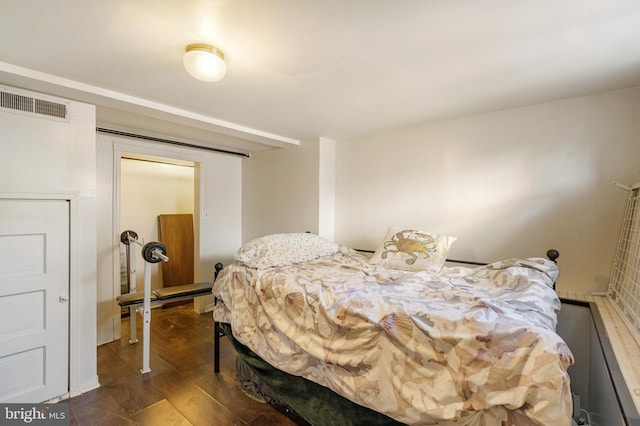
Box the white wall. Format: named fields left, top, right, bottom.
left=242, top=139, right=320, bottom=242
left=242, top=137, right=337, bottom=242
left=0, top=89, right=98, bottom=396
left=120, top=158, right=194, bottom=292
left=335, top=88, right=640, bottom=293
left=241, top=88, right=640, bottom=293
left=318, top=137, right=336, bottom=240
left=96, top=135, right=242, bottom=344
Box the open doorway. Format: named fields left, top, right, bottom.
left=96, top=133, right=242, bottom=346
left=119, top=154, right=195, bottom=312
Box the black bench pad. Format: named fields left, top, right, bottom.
left=153, top=282, right=212, bottom=300
left=116, top=291, right=157, bottom=307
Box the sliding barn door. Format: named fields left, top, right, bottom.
left=0, top=199, right=69, bottom=402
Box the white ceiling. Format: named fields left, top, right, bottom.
left=1, top=0, right=640, bottom=152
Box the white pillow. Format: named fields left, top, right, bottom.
left=234, top=233, right=341, bottom=269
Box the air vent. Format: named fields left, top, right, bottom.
left=34, top=98, right=67, bottom=119
left=1, top=91, right=32, bottom=113
left=1, top=89, right=67, bottom=120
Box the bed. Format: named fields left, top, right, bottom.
left=212, top=231, right=574, bottom=425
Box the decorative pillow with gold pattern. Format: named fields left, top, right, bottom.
left=369, top=227, right=456, bottom=272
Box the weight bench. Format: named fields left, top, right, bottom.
left=116, top=281, right=213, bottom=373
left=116, top=230, right=215, bottom=374
left=116, top=282, right=213, bottom=309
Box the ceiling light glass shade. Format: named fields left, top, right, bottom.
left=183, top=44, right=227, bottom=82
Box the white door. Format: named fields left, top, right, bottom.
left=0, top=199, right=69, bottom=402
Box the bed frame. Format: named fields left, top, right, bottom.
left=211, top=249, right=563, bottom=424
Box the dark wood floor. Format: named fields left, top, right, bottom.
left=66, top=304, right=303, bottom=425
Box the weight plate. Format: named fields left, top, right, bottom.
left=120, top=230, right=138, bottom=245
left=142, top=241, right=166, bottom=263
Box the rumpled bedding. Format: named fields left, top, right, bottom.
left=213, top=247, right=573, bottom=425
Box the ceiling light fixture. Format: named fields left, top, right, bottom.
left=183, top=43, right=227, bottom=82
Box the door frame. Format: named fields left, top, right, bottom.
left=107, top=137, right=202, bottom=341
left=0, top=191, right=80, bottom=400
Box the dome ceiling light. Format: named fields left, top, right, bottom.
left=182, top=43, right=227, bottom=82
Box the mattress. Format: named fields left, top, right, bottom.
left=213, top=246, right=573, bottom=425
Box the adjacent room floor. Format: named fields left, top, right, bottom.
left=66, top=304, right=305, bottom=425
